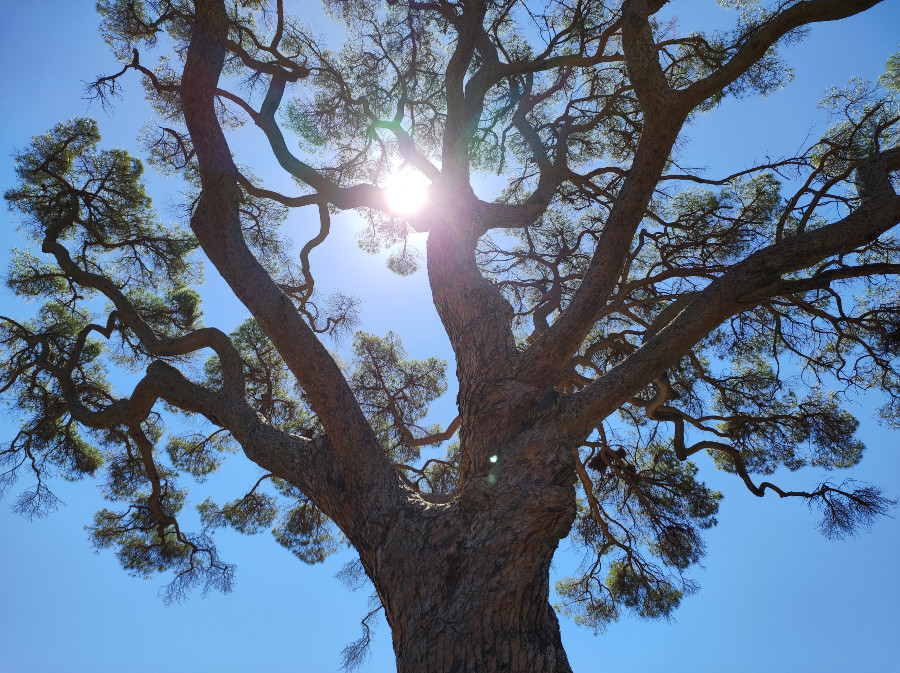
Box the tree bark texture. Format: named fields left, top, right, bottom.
left=167, top=1, right=900, bottom=671
left=369, top=438, right=577, bottom=673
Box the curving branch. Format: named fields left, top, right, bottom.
left=563, top=149, right=900, bottom=439
left=680, top=0, right=886, bottom=109
left=180, top=0, right=405, bottom=543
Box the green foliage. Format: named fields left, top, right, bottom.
left=273, top=500, right=339, bottom=564
left=295, top=1, right=447, bottom=182
left=90, top=481, right=187, bottom=572
left=166, top=431, right=235, bottom=481
left=0, top=118, right=220, bottom=597
left=0, top=305, right=111, bottom=517
left=813, top=82, right=898, bottom=184
left=6, top=118, right=199, bottom=283
left=357, top=209, right=421, bottom=276
left=206, top=318, right=320, bottom=433
left=199, top=492, right=279, bottom=535
left=90, top=502, right=233, bottom=604
left=126, top=286, right=202, bottom=336
left=605, top=560, right=683, bottom=619
left=98, top=0, right=166, bottom=59
left=349, top=331, right=447, bottom=462
left=7, top=249, right=68, bottom=298
left=553, top=61, right=900, bottom=636
left=196, top=473, right=341, bottom=566
left=86, top=432, right=235, bottom=603
left=557, top=440, right=720, bottom=631
left=2, top=0, right=898, bottom=640
left=92, top=511, right=190, bottom=576
left=663, top=173, right=783, bottom=263
left=386, top=245, right=422, bottom=277
left=882, top=49, right=900, bottom=92
left=284, top=100, right=327, bottom=149
left=4, top=117, right=202, bottom=372
left=714, top=385, right=865, bottom=474
left=269, top=479, right=340, bottom=564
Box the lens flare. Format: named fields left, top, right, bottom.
left=384, top=168, right=430, bottom=215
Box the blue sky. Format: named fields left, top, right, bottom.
left=0, top=2, right=898, bottom=672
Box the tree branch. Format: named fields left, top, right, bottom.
left=179, top=0, right=404, bottom=542
left=680, top=0, right=886, bottom=109
left=563, top=152, right=900, bottom=439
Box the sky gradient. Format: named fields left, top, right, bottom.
left=1, top=2, right=898, bottom=672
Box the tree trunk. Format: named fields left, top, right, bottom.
left=366, top=439, right=578, bottom=673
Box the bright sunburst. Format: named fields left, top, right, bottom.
left=384, top=167, right=430, bottom=215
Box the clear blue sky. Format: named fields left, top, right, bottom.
left=1, top=2, right=898, bottom=672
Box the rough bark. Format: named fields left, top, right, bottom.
left=377, top=518, right=573, bottom=673
left=172, top=0, right=898, bottom=668
left=370, top=430, right=577, bottom=673
left=28, top=0, right=889, bottom=670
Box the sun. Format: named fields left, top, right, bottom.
left=384, top=167, right=430, bottom=215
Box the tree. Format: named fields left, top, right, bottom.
left=2, top=1, right=899, bottom=671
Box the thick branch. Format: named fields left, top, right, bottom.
left=180, top=0, right=403, bottom=542
left=521, top=115, right=685, bottom=383
left=253, top=76, right=384, bottom=209
left=563, top=155, right=900, bottom=438
left=621, top=0, right=674, bottom=117
left=681, top=0, right=886, bottom=109
left=41, top=203, right=245, bottom=394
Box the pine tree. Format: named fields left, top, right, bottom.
left=3, top=2, right=899, bottom=670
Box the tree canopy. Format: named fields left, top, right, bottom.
left=2, top=1, right=899, bottom=671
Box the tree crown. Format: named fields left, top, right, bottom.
left=2, top=0, right=899, bottom=647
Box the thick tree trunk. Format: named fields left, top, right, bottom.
left=390, top=560, right=571, bottom=673
left=390, top=572, right=571, bottom=672
left=366, top=436, right=578, bottom=673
